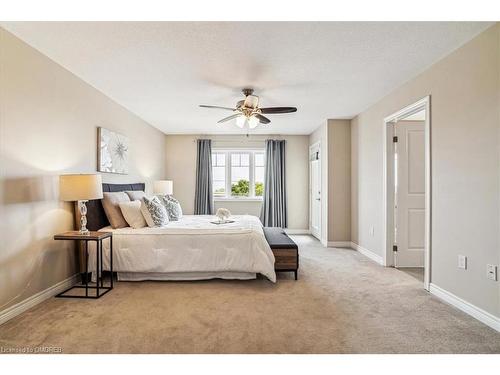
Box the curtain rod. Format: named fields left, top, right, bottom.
left=193, top=135, right=284, bottom=142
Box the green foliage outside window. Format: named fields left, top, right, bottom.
left=231, top=179, right=249, bottom=196
left=255, top=182, right=263, bottom=196
left=230, top=180, right=264, bottom=197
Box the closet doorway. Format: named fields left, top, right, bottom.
left=383, top=97, right=431, bottom=290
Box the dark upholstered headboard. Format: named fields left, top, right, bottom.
left=86, top=183, right=145, bottom=231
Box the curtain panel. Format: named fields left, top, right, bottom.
left=194, top=139, right=214, bottom=215
left=260, top=139, right=287, bottom=228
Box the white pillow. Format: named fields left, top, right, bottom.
left=140, top=199, right=155, bottom=227
left=140, top=196, right=169, bottom=227
left=119, top=201, right=146, bottom=229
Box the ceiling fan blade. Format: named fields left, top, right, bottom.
left=260, top=107, right=297, bottom=114
left=255, top=114, right=271, bottom=124
left=217, top=114, right=241, bottom=124
left=199, top=105, right=235, bottom=111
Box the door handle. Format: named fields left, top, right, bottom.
left=316, top=198, right=321, bottom=201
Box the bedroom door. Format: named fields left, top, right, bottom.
left=394, top=120, right=425, bottom=267
left=310, top=145, right=321, bottom=240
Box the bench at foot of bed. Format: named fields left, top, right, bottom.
left=263, top=227, right=299, bottom=280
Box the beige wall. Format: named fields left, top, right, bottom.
left=351, top=24, right=500, bottom=316
left=0, top=29, right=166, bottom=311
left=327, top=120, right=351, bottom=242
left=165, top=134, right=310, bottom=230
left=309, top=120, right=351, bottom=244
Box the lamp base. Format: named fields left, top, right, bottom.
left=78, top=200, right=90, bottom=235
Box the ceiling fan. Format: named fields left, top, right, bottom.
left=199, top=88, right=297, bottom=129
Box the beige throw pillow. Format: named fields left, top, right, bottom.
left=102, top=192, right=130, bottom=229
left=119, top=201, right=146, bottom=229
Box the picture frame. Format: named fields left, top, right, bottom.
left=97, top=127, right=129, bottom=174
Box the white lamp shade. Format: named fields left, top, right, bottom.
left=59, top=174, right=103, bottom=201
left=154, top=180, right=173, bottom=195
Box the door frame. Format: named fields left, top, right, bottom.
left=382, top=96, right=431, bottom=290
left=309, top=141, right=321, bottom=241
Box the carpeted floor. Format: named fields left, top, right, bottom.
left=400, top=267, right=424, bottom=283
left=0, top=235, right=499, bottom=354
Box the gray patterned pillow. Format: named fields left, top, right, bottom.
left=158, top=195, right=183, bottom=221
left=141, top=196, right=169, bottom=227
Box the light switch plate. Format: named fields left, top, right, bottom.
left=458, top=255, right=467, bottom=270
left=486, top=264, right=497, bottom=281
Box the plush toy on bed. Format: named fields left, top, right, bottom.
left=215, top=208, right=231, bottom=222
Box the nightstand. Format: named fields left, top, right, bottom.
left=54, top=231, right=113, bottom=299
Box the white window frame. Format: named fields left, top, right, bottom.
left=212, top=149, right=265, bottom=201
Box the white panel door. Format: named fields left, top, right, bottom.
left=310, top=159, right=321, bottom=240
left=394, top=121, right=425, bottom=267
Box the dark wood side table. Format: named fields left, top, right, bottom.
left=54, top=231, right=113, bottom=299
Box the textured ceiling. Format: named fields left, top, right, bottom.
left=1, top=22, right=493, bottom=134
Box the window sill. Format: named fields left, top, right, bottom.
left=214, top=197, right=263, bottom=202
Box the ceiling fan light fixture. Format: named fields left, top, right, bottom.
left=199, top=88, right=297, bottom=129
left=248, top=115, right=259, bottom=129
left=236, top=115, right=246, bottom=128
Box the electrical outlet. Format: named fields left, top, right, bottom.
left=458, top=255, right=467, bottom=270
left=369, top=226, right=374, bottom=236
left=486, top=264, right=497, bottom=281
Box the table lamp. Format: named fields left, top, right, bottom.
left=60, top=174, right=103, bottom=235
left=153, top=180, right=173, bottom=196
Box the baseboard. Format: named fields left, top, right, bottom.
left=429, top=283, right=500, bottom=332
left=328, top=241, right=352, bottom=248
left=284, top=229, right=310, bottom=235
left=0, top=274, right=79, bottom=326
left=350, top=242, right=384, bottom=265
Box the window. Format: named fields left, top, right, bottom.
left=212, top=152, right=226, bottom=197
left=211, top=150, right=265, bottom=199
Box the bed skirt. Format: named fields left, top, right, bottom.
left=116, top=271, right=257, bottom=281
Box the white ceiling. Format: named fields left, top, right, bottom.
left=1, top=22, right=492, bottom=135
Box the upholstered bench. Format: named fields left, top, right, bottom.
left=263, top=227, right=299, bottom=280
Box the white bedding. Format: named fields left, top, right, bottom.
left=88, top=215, right=276, bottom=282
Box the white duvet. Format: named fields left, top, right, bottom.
left=88, top=215, right=276, bottom=282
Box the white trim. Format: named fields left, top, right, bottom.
left=383, top=96, right=432, bottom=291
left=214, top=197, right=263, bottom=202
left=0, top=274, right=79, bottom=326
left=429, top=283, right=500, bottom=332
left=328, top=241, right=351, bottom=248
left=284, top=229, right=310, bottom=235
left=350, top=242, right=384, bottom=265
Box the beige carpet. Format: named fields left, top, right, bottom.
left=0, top=235, right=499, bottom=354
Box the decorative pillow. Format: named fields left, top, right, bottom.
left=141, top=196, right=169, bottom=227
left=125, top=190, right=145, bottom=201
left=119, top=201, right=146, bottom=229
left=158, top=195, right=183, bottom=221
left=102, top=192, right=130, bottom=229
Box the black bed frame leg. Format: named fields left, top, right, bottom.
left=294, top=271, right=298, bottom=280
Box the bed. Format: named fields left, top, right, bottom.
left=85, top=183, right=276, bottom=282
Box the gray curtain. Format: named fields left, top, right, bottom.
left=260, top=139, right=287, bottom=228
left=194, top=139, right=214, bottom=215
